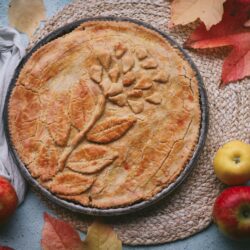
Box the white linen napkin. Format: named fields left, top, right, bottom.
left=0, top=26, right=27, bottom=204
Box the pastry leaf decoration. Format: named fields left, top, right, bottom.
left=41, top=213, right=122, bottom=250
left=70, top=80, right=99, bottom=131
left=89, top=44, right=164, bottom=115
left=46, top=92, right=71, bottom=146
left=57, top=81, right=105, bottom=172
left=50, top=172, right=95, bottom=195
left=29, top=41, right=165, bottom=187
left=67, top=145, right=118, bottom=174
left=87, top=117, right=136, bottom=144
left=29, top=144, right=58, bottom=182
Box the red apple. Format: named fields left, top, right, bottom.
left=213, top=186, right=250, bottom=239
left=0, top=176, right=18, bottom=223
left=0, top=246, right=14, bottom=250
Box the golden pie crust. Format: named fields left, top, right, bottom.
left=8, top=21, right=201, bottom=208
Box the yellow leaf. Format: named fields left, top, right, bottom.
left=83, top=221, right=122, bottom=250
left=171, top=0, right=226, bottom=30
left=8, top=0, right=46, bottom=37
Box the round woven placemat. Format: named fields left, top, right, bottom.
left=29, top=0, right=250, bottom=245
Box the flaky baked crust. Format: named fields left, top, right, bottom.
left=8, top=21, right=201, bottom=208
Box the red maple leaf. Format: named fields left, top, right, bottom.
left=185, top=0, right=250, bottom=85
left=238, top=0, right=250, bottom=3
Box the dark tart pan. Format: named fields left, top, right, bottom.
left=3, top=17, right=209, bottom=216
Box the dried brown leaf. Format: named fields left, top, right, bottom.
left=8, top=0, right=46, bottom=37
left=171, top=0, right=226, bottom=30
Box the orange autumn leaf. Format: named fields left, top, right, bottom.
left=41, top=213, right=83, bottom=250
left=185, top=0, right=250, bottom=85
left=171, top=0, right=226, bottom=30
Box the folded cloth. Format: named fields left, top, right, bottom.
left=0, top=26, right=27, bottom=204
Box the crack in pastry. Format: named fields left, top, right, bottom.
left=141, top=118, right=194, bottom=188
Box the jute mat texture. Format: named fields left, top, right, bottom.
left=29, top=0, right=250, bottom=245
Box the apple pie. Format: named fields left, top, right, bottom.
left=8, top=21, right=201, bottom=208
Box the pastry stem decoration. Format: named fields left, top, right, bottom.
left=57, top=94, right=106, bottom=172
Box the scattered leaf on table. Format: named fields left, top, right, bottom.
left=171, top=0, right=226, bottom=30
left=185, top=0, right=250, bottom=48
left=0, top=247, right=14, bottom=250
left=41, top=214, right=122, bottom=250
left=83, top=221, right=122, bottom=250
left=8, top=0, right=46, bottom=37
left=219, top=33, right=250, bottom=84
left=185, top=0, right=250, bottom=85
left=41, top=213, right=83, bottom=250
left=238, top=0, right=250, bottom=3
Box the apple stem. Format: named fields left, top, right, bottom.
left=242, top=209, right=250, bottom=219
left=233, top=157, right=240, bottom=164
